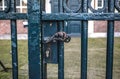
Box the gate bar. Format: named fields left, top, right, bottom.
left=81, top=0, right=88, bottom=79
left=41, top=0, right=47, bottom=79
left=106, top=0, right=115, bottom=79
left=10, top=0, right=18, bottom=79
left=27, top=0, right=41, bottom=79
left=0, top=13, right=27, bottom=20
left=42, top=13, right=120, bottom=21
left=58, top=0, right=64, bottom=79
left=1, top=13, right=120, bottom=20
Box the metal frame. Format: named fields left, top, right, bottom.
left=0, top=0, right=119, bottom=79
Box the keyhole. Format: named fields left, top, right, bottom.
left=46, top=50, right=49, bottom=57
left=46, top=48, right=51, bottom=58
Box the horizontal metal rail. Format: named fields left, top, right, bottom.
left=0, top=13, right=27, bottom=20
left=0, top=13, right=120, bottom=20
left=42, top=13, right=120, bottom=21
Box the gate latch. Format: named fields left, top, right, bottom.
left=43, top=32, right=71, bottom=63
left=43, top=32, right=71, bottom=44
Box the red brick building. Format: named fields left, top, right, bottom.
left=0, top=20, right=27, bottom=35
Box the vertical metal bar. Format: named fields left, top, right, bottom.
left=58, top=0, right=64, bottom=79
left=27, top=0, right=42, bottom=79
left=58, top=40, right=64, bottom=79
left=106, top=0, right=114, bottom=79
left=11, top=20, right=18, bottom=79
left=10, top=0, right=18, bottom=79
left=41, top=0, right=47, bottom=78
left=42, top=63, right=47, bottom=79
left=81, top=0, right=88, bottom=79
left=41, top=25, right=47, bottom=79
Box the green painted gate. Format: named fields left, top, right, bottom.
left=0, top=0, right=120, bottom=79
left=51, top=0, right=81, bottom=35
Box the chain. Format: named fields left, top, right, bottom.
left=43, top=32, right=71, bottom=44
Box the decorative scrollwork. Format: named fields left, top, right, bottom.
left=63, top=0, right=81, bottom=13
left=88, top=0, right=107, bottom=13
left=0, top=0, right=11, bottom=13
left=115, top=0, right=120, bottom=12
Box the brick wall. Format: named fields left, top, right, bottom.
left=0, top=20, right=120, bottom=35
left=94, top=21, right=120, bottom=33
left=0, top=20, right=27, bottom=35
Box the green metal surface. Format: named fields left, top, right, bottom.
left=0, top=0, right=120, bottom=79
left=27, top=0, right=41, bottom=79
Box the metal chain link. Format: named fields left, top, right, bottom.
left=43, top=32, right=71, bottom=44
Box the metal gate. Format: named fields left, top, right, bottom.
left=0, top=0, right=120, bottom=79
left=51, top=0, right=82, bottom=35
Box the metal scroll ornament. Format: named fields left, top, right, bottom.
left=0, top=0, right=10, bottom=13
left=115, top=0, right=120, bottom=12
left=63, top=0, right=81, bottom=13
left=88, top=0, right=107, bottom=13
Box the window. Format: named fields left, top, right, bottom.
left=94, top=0, right=103, bottom=9
left=119, top=0, right=120, bottom=6
left=97, top=0, right=103, bottom=8
left=98, top=0, right=102, bottom=7
left=0, top=0, right=27, bottom=13
left=16, top=0, right=27, bottom=13
left=0, top=0, right=5, bottom=10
